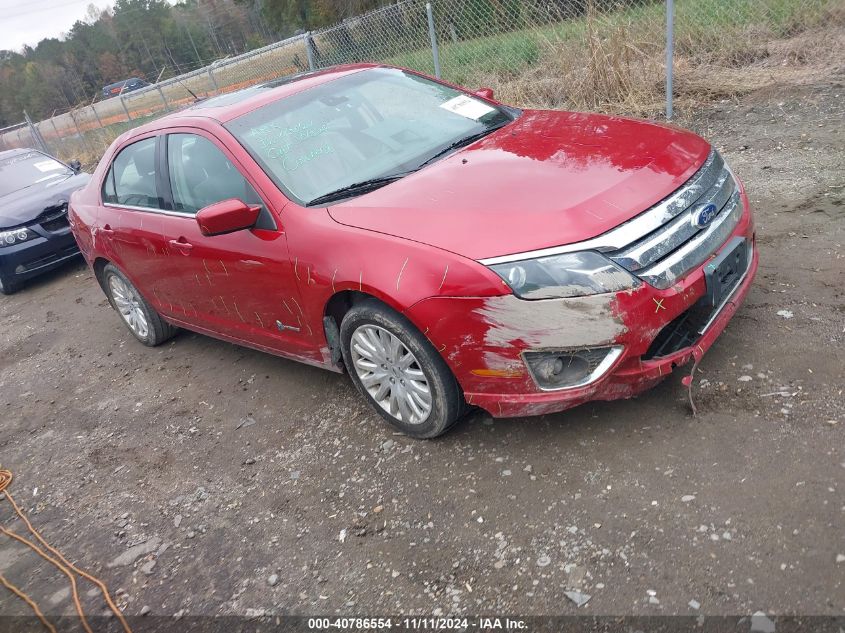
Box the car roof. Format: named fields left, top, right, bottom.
left=126, top=63, right=380, bottom=138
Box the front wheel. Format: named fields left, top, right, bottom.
left=103, top=264, right=177, bottom=346
left=340, top=300, right=464, bottom=438
left=0, top=274, right=21, bottom=295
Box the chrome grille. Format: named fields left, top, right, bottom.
left=605, top=149, right=743, bottom=289
left=610, top=164, right=735, bottom=271
left=633, top=190, right=742, bottom=289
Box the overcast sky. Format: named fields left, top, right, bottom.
left=1, top=0, right=117, bottom=52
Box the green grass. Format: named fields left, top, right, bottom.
left=383, top=0, right=836, bottom=88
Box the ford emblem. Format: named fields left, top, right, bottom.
left=692, top=202, right=718, bottom=229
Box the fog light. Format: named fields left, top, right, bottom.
left=524, top=346, right=623, bottom=391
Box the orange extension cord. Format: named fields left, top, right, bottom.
left=0, top=469, right=132, bottom=633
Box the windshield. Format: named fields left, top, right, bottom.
left=0, top=151, right=71, bottom=197
left=225, top=67, right=514, bottom=206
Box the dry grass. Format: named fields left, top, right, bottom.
left=673, top=24, right=845, bottom=103
left=493, top=8, right=666, bottom=116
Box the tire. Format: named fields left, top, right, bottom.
left=0, top=274, right=21, bottom=295
left=340, top=299, right=464, bottom=439
left=102, top=263, right=177, bottom=347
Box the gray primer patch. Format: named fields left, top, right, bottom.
left=475, top=294, right=625, bottom=349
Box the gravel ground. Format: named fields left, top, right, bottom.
left=1, top=75, right=843, bottom=622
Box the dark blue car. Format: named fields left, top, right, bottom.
left=0, top=149, right=90, bottom=294
left=102, top=77, right=150, bottom=99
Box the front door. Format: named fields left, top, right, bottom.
left=158, top=131, right=311, bottom=358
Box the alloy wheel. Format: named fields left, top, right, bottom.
left=108, top=275, right=149, bottom=339
left=349, top=324, right=432, bottom=424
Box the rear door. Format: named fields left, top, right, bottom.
left=100, top=134, right=183, bottom=312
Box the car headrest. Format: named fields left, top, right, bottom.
left=132, top=142, right=156, bottom=176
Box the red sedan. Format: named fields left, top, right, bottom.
left=69, top=64, right=757, bottom=438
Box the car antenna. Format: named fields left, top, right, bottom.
left=154, top=66, right=200, bottom=104
left=177, top=78, right=201, bottom=102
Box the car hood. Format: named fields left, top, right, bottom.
left=328, top=110, right=711, bottom=260
left=0, top=172, right=91, bottom=228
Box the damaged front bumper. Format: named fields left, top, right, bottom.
left=406, top=196, right=757, bottom=418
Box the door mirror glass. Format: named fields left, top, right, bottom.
left=195, top=198, right=260, bottom=236
left=474, top=87, right=494, bottom=100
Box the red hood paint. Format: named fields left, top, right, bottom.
left=328, top=109, right=711, bottom=260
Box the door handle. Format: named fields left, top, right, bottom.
left=100, top=225, right=114, bottom=236
left=168, top=238, right=193, bottom=252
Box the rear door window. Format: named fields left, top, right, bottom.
left=103, top=137, right=160, bottom=208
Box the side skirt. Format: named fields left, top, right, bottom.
left=162, top=315, right=343, bottom=374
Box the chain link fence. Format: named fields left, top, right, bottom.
left=0, top=122, right=38, bottom=153
left=424, top=0, right=668, bottom=113
left=2, top=0, right=842, bottom=166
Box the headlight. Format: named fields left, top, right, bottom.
left=0, top=228, right=35, bottom=247
left=489, top=251, right=637, bottom=299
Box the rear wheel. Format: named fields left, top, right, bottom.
left=340, top=300, right=464, bottom=438
left=103, top=264, right=176, bottom=346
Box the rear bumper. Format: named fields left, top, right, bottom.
left=0, top=227, right=80, bottom=284
left=405, top=198, right=757, bottom=418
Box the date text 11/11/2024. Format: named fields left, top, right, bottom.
left=306, top=617, right=528, bottom=630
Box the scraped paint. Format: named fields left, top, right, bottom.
left=475, top=294, right=625, bottom=349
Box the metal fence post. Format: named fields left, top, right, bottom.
left=90, top=102, right=104, bottom=129
left=119, top=95, right=132, bottom=121
left=33, top=122, right=51, bottom=155
left=305, top=32, right=316, bottom=71
left=665, top=0, right=674, bottom=120
left=156, top=85, right=170, bottom=112
left=23, top=110, right=49, bottom=154
left=49, top=117, right=61, bottom=146
left=207, top=66, right=219, bottom=94
left=426, top=2, right=441, bottom=79
left=68, top=109, right=92, bottom=155
left=89, top=102, right=110, bottom=148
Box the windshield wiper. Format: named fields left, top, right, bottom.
left=307, top=171, right=414, bottom=206
left=305, top=122, right=509, bottom=206
left=415, top=122, right=510, bottom=170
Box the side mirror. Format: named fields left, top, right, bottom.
left=474, top=87, right=494, bottom=100
left=196, top=198, right=260, bottom=236
left=68, top=159, right=82, bottom=174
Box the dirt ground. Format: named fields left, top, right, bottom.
left=1, top=73, right=843, bottom=624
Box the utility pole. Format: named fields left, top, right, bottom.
left=138, top=31, right=160, bottom=76
left=183, top=23, right=202, bottom=64
left=163, top=38, right=183, bottom=74
left=205, top=12, right=223, bottom=55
